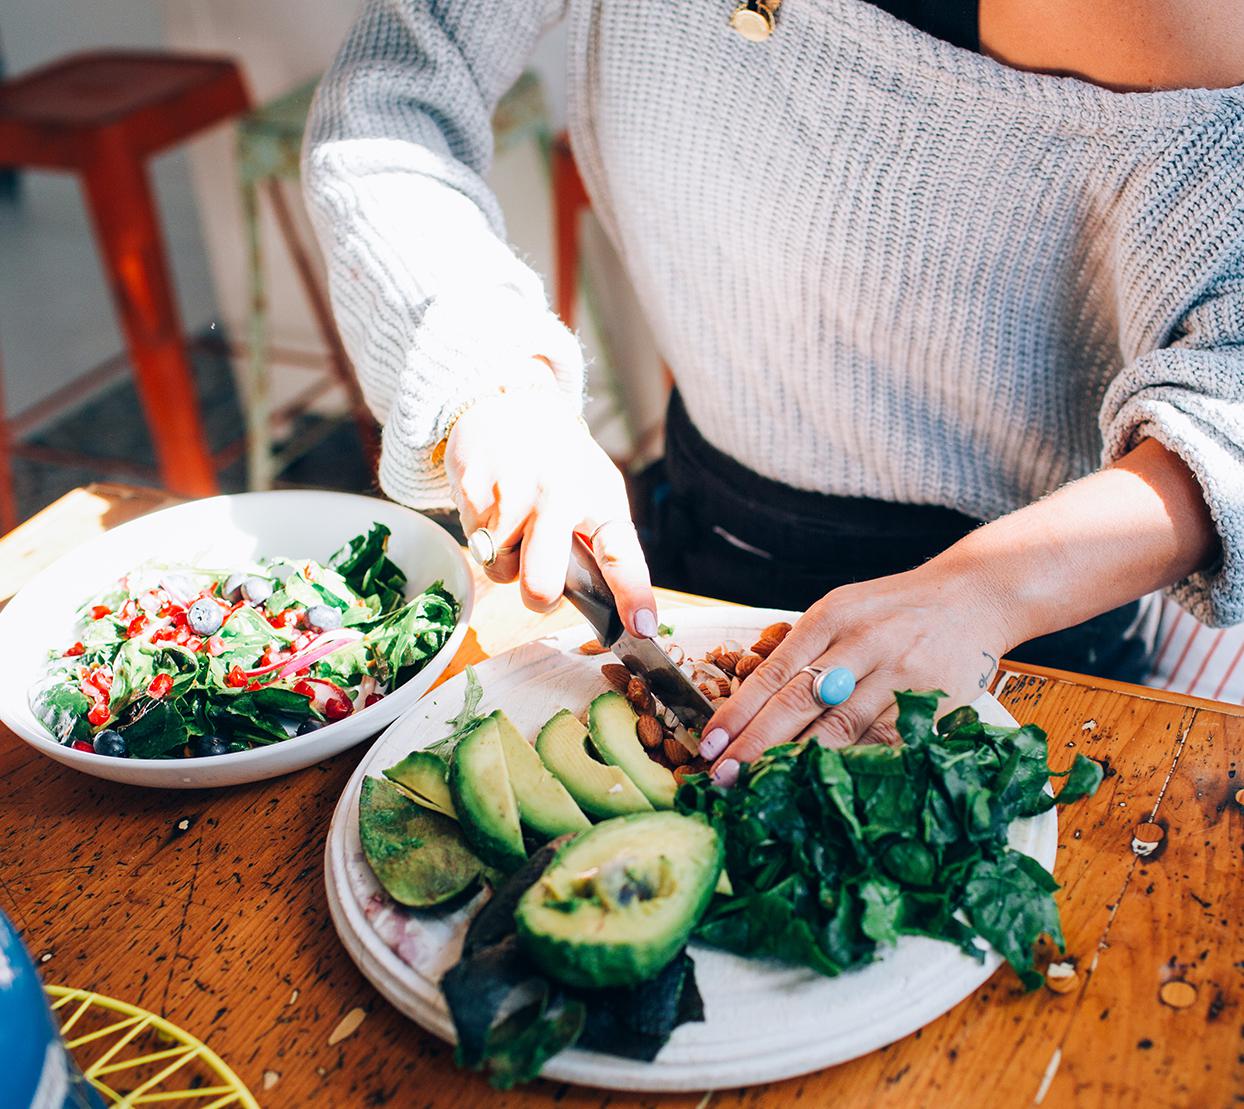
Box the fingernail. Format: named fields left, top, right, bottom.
left=711, top=758, right=740, bottom=788
left=698, top=727, right=728, bottom=760
left=634, top=608, right=658, bottom=637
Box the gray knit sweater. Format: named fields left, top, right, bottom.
left=303, top=0, right=1244, bottom=626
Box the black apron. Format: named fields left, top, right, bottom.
left=637, top=392, right=1150, bottom=683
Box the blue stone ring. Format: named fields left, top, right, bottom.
left=802, top=665, right=856, bottom=708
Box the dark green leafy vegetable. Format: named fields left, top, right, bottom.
left=676, top=691, right=1101, bottom=989
left=424, top=666, right=487, bottom=761
left=329, top=522, right=407, bottom=612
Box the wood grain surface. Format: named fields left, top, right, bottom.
left=0, top=486, right=1238, bottom=1108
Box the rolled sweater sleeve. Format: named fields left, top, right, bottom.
left=302, top=0, right=581, bottom=509
left=1100, top=105, right=1244, bottom=626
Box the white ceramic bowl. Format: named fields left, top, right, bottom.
left=0, top=491, right=474, bottom=788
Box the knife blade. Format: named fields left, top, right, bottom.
left=563, top=533, right=716, bottom=732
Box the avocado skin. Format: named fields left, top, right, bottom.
left=515, top=812, right=723, bottom=989
left=449, top=719, right=528, bottom=873
left=358, top=777, right=483, bottom=907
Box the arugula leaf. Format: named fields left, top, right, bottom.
left=425, top=667, right=486, bottom=761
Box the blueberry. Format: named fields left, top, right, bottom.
left=241, top=577, right=273, bottom=605
left=306, top=604, right=342, bottom=631
left=191, top=734, right=231, bottom=758
left=186, top=597, right=224, bottom=636
left=223, top=571, right=248, bottom=602
left=296, top=718, right=322, bottom=736
left=93, top=729, right=128, bottom=758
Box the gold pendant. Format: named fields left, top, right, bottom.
left=730, top=0, right=781, bottom=42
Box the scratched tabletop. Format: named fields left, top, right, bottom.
left=0, top=484, right=1238, bottom=1107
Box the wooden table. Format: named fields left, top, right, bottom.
left=0, top=484, right=1238, bottom=1107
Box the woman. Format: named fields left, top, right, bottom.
left=303, top=0, right=1243, bottom=785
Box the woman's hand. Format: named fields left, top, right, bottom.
left=698, top=554, right=1019, bottom=785
left=444, top=385, right=658, bottom=637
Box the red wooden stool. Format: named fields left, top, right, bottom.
left=0, top=51, right=251, bottom=529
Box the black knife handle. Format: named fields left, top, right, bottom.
left=564, top=533, right=624, bottom=647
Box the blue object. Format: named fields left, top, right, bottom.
left=813, top=666, right=856, bottom=708
left=0, top=910, right=103, bottom=1109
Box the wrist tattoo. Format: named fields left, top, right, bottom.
left=978, top=651, right=998, bottom=690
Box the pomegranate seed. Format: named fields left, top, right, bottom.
left=71, top=740, right=94, bottom=753
left=225, top=665, right=249, bottom=688
left=87, top=703, right=110, bottom=727
left=147, top=673, right=173, bottom=699
left=293, top=680, right=316, bottom=700
left=364, top=693, right=383, bottom=708
left=90, top=605, right=112, bottom=620
left=127, top=615, right=147, bottom=638
left=183, top=635, right=203, bottom=653
left=152, top=626, right=176, bottom=643
left=206, top=636, right=226, bottom=656
left=64, top=642, right=86, bottom=657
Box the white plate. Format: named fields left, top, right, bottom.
left=0, top=491, right=474, bottom=788
left=325, top=607, right=1057, bottom=1092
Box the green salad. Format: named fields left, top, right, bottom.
left=32, top=523, right=458, bottom=760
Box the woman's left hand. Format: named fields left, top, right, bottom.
left=697, top=554, right=1020, bottom=785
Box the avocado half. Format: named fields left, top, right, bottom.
left=515, top=811, right=723, bottom=988
left=358, top=777, right=484, bottom=907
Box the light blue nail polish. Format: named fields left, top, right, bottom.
left=634, top=608, right=658, bottom=638
left=711, top=758, right=740, bottom=788
left=699, top=727, right=728, bottom=760
left=814, top=666, right=856, bottom=708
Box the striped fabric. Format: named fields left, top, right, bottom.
left=1147, top=599, right=1244, bottom=703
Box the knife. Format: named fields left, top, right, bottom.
left=563, top=533, right=716, bottom=733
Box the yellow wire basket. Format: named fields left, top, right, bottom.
left=45, top=986, right=258, bottom=1109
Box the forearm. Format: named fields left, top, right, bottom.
left=936, top=438, right=1219, bottom=650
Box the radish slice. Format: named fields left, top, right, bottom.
left=274, top=628, right=363, bottom=680
left=241, top=627, right=362, bottom=679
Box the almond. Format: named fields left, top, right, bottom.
left=664, top=736, right=692, bottom=766
left=713, top=650, right=741, bottom=676
left=601, top=664, right=631, bottom=693
left=637, top=714, right=664, bottom=750
left=626, top=676, right=653, bottom=714
left=579, top=639, right=609, bottom=656
left=751, top=621, right=791, bottom=658
left=735, top=653, right=764, bottom=680
left=672, top=764, right=694, bottom=785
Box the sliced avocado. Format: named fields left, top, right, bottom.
left=358, top=776, right=483, bottom=907
left=587, top=692, right=678, bottom=810
left=449, top=716, right=527, bottom=872
left=383, top=750, right=456, bottom=819
left=515, top=811, right=723, bottom=988
left=490, top=710, right=591, bottom=840
left=535, top=709, right=652, bottom=820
